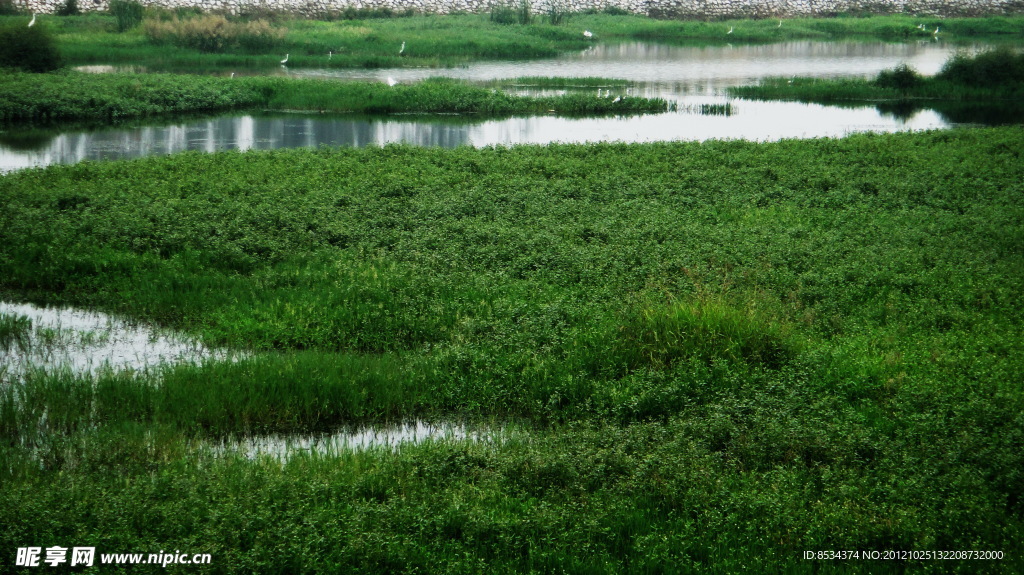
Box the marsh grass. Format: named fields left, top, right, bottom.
left=143, top=14, right=286, bottom=53
left=0, top=313, right=32, bottom=352
left=1, top=129, right=1022, bottom=570
left=0, top=72, right=671, bottom=124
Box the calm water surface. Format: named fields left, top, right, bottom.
left=0, top=301, right=234, bottom=382
left=0, top=40, right=999, bottom=172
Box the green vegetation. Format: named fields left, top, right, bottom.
left=109, top=0, right=144, bottom=32
left=0, top=20, right=62, bottom=72
left=0, top=72, right=671, bottom=124
left=0, top=312, right=31, bottom=352
left=3, top=13, right=1021, bottom=71
left=729, top=48, right=1024, bottom=103
left=143, top=14, right=287, bottom=53
left=1, top=129, right=1022, bottom=570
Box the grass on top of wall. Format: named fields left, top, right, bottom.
left=4, top=13, right=1024, bottom=71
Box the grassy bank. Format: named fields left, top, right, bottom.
left=1, top=129, right=1022, bottom=570
left=7, top=13, right=1024, bottom=71
left=0, top=71, right=672, bottom=124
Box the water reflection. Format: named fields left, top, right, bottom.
left=0, top=301, right=232, bottom=381
left=215, top=421, right=513, bottom=460
left=0, top=100, right=952, bottom=171
left=296, top=40, right=975, bottom=89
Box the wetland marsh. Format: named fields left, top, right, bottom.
left=1, top=9, right=1023, bottom=573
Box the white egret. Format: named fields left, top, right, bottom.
left=583, top=30, right=593, bottom=38
left=280, top=54, right=289, bottom=65
left=399, top=42, right=405, bottom=55
left=778, top=19, right=782, bottom=28
left=612, top=96, right=621, bottom=103
left=28, top=13, right=35, bottom=27
left=328, top=50, right=332, bottom=59
left=933, top=26, right=940, bottom=35
left=727, top=27, right=733, bottom=34
left=386, top=77, right=397, bottom=86
left=230, top=72, right=235, bottom=78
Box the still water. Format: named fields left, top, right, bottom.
left=0, top=301, right=233, bottom=382
left=0, top=40, right=1001, bottom=172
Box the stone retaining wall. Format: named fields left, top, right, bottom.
left=19, top=0, right=1024, bottom=19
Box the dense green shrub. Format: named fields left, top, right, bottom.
left=56, top=0, right=80, bottom=16
left=0, top=22, right=62, bottom=72
left=873, top=63, right=922, bottom=91
left=936, top=47, right=1024, bottom=87
left=109, top=0, right=144, bottom=32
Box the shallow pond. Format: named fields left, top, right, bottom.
left=1, top=40, right=1006, bottom=172
left=0, top=301, right=232, bottom=382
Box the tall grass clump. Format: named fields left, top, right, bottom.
left=144, top=15, right=286, bottom=52
left=489, top=0, right=531, bottom=25
left=0, top=21, right=62, bottom=72
left=0, top=313, right=32, bottom=353
left=109, top=0, right=143, bottom=32
left=605, top=295, right=798, bottom=373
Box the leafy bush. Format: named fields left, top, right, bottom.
left=0, top=21, right=62, bottom=72
left=936, top=47, right=1024, bottom=88
left=602, top=6, right=631, bottom=16
left=56, top=0, right=80, bottom=16
left=109, top=0, right=144, bottom=32
left=874, top=63, right=923, bottom=91
left=144, top=15, right=286, bottom=53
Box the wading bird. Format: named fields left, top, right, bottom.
left=28, top=13, right=35, bottom=27
left=387, top=77, right=397, bottom=86
left=328, top=50, right=332, bottom=60
left=933, top=26, right=940, bottom=36
left=280, top=54, right=289, bottom=65
left=727, top=26, right=734, bottom=34
left=778, top=19, right=782, bottom=28
left=583, top=30, right=593, bottom=38
left=399, top=42, right=405, bottom=55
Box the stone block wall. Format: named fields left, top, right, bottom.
left=18, top=0, right=1024, bottom=19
